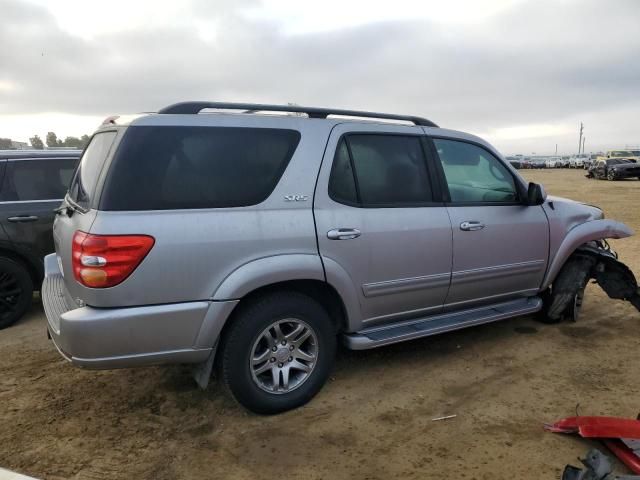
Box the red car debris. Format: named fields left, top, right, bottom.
left=545, top=416, right=640, bottom=474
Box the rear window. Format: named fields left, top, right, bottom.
left=68, top=131, right=117, bottom=209
left=99, top=126, right=301, bottom=211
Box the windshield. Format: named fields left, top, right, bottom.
left=607, top=159, right=632, bottom=165
left=67, top=131, right=117, bottom=210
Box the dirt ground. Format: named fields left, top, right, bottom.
left=1, top=169, right=639, bottom=480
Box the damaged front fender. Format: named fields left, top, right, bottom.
left=545, top=242, right=640, bottom=320
left=542, top=219, right=634, bottom=290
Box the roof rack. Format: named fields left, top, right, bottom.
left=157, top=102, right=438, bottom=127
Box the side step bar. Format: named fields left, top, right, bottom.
left=343, top=297, right=543, bottom=350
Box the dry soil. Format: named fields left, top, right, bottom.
left=0, top=168, right=639, bottom=479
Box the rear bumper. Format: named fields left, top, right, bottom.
left=42, top=254, right=238, bottom=369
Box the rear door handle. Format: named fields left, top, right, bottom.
left=460, top=221, right=485, bottom=231
left=327, top=228, right=361, bottom=240
left=7, top=215, right=39, bottom=223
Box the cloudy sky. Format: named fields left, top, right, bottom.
left=1, top=0, right=639, bottom=154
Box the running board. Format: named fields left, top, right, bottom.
left=343, top=297, right=543, bottom=350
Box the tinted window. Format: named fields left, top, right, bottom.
left=433, top=139, right=517, bottom=203
left=100, top=126, right=300, bottom=211
left=329, top=134, right=432, bottom=206
left=328, top=139, right=357, bottom=204
left=68, top=131, right=117, bottom=209
left=1, top=158, right=78, bottom=201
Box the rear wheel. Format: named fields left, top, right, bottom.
left=220, top=291, right=337, bottom=414
left=0, top=256, right=34, bottom=329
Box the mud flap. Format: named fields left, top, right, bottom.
left=546, top=244, right=640, bottom=321
left=192, top=342, right=218, bottom=390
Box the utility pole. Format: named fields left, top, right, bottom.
left=578, top=122, right=584, bottom=154
left=555, top=144, right=558, bottom=155
left=582, top=136, right=586, bottom=155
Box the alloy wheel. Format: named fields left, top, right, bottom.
left=250, top=318, right=318, bottom=394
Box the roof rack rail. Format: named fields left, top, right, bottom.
left=157, top=102, right=438, bottom=127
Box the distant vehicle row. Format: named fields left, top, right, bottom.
left=506, top=154, right=595, bottom=169
left=506, top=149, right=640, bottom=170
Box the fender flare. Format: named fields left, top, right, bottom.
left=321, top=257, right=362, bottom=332
left=212, top=254, right=325, bottom=300
left=541, top=219, right=633, bottom=289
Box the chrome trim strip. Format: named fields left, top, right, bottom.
left=362, top=272, right=451, bottom=298
left=443, top=288, right=539, bottom=310
left=5, top=157, right=79, bottom=162
left=0, top=199, right=63, bottom=204
left=451, top=260, right=545, bottom=285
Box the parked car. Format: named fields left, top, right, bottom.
left=584, top=154, right=600, bottom=170
left=587, top=158, right=640, bottom=180
left=0, top=149, right=81, bottom=328
left=545, top=156, right=563, bottom=168
left=529, top=158, right=547, bottom=169
left=560, top=156, right=571, bottom=168
left=569, top=154, right=589, bottom=168
left=41, top=102, right=635, bottom=414
left=598, top=150, right=640, bottom=163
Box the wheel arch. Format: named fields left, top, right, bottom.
left=0, top=247, right=41, bottom=289
left=226, top=279, right=349, bottom=332
left=541, top=219, right=633, bottom=290
left=198, top=255, right=356, bottom=353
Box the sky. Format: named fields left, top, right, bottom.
left=1, top=0, right=639, bottom=155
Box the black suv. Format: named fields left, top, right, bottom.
left=0, top=150, right=81, bottom=328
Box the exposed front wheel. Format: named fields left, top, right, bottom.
left=220, top=291, right=336, bottom=414
left=0, top=256, right=34, bottom=330
left=539, top=255, right=593, bottom=324
left=607, top=171, right=615, bottom=180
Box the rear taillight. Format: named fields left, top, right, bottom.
left=72, top=231, right=155, bottom=288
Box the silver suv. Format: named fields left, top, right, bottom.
left=43, top=102, right=638, bottom=414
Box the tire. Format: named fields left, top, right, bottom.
left=538, top=255, right=593, bottom=324
left=563, top=287, right=585, bottom=322
left=607, top=171, right=615, bottom=181
left=0, top=256, right=34, bottom=330
left=219, top=291, right=337, bottom=414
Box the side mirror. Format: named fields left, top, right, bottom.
left=527, top=182, right=547, bottom=206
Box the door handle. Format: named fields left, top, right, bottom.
left=460, top=221, right=485, bottom=231
left=327, top=228, right=361, bottom=240
left=7, top=215, right=39, bottom=223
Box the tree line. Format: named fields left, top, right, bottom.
left=0, top=132, right=90, bottom=150
left=31, top=132, right=90, bottom=149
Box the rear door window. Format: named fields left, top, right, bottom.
left=68, top=131, right=117, bottom=209
left=99, top=126, right=300, bottom=211
left=1, top=158, right=79, bottom=201
left=328, top=134, right=433, bottom=207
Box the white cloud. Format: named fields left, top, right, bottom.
left=2, top=0, right=639, bottom=154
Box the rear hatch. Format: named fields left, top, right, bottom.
left=53, top=129, right=121, bottom=303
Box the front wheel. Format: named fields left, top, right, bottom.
left=219, top=291, right=337, bottom=414
left=607, top=171, right=615, bottom=180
